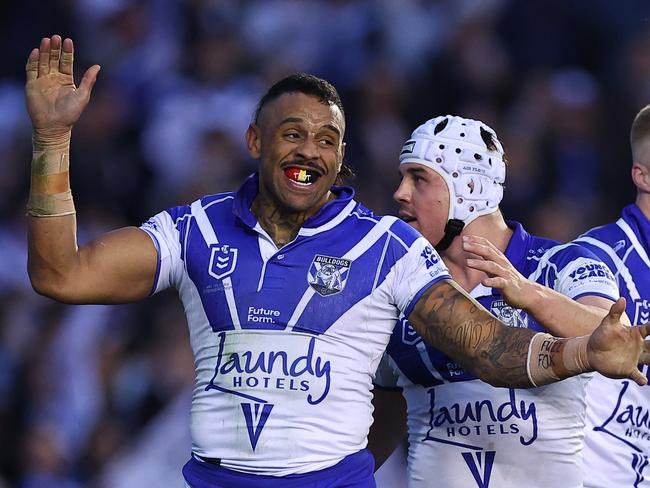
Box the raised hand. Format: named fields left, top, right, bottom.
left=25, top=35, right=100, bottom=136
left=588, top=298, right=650, bottom=386
left=463, top=235, right=532, bottom=309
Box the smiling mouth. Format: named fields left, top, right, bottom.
left=400, top=215, right=416, bottom=223
left=283, top=166, right=322, bottom=186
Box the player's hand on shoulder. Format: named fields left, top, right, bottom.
left=463, top=235, right=533, bottom=309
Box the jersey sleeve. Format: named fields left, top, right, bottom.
left=139, top=207, right=188, bottom=294
left=391, top=236, right=452, bottom=318
left=553, top=247, right=619, bottom=301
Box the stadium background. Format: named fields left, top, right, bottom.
left=1, top=1, right=649, bottom=486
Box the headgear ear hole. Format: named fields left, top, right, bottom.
left=434, top=118, right=449, bottom=135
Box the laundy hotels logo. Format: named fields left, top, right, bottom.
left=308, top=255, right=351, bottom=296
left=205, top=332, right=332, bottom=451
left=424, top=388, right=538, bottom=487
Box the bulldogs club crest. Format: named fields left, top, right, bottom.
left=208, top=244, right=238, bottom=280
left=490, top=299, right=527, bottom=328
left=308, top=255, right=351, bottom=296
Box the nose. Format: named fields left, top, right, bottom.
left=393, top=178, right=410, bottom=204
left=296, top=135, right=320, bottom=160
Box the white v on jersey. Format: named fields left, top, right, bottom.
left=574, top=204, right=650, bottom=488
left=375, top=222, right=619, bottom=488
left=140, top=173, right=451, bottom=477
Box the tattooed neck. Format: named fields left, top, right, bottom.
left=251, top=196, right=311, bottom=248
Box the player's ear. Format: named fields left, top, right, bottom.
left=632, top=162, right=650, bottom=192
left=246, top=123, right=262, bottom=159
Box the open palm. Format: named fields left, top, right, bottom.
left=588, top=298, right=650, bottom=385
left=25, top=35, right=100, bottom=133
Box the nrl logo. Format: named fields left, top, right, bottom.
left=634, top=299, right=650, bottom=325
left=208, top=244, right=238, bottom=280
left=308, top=255, right=351, bottom=296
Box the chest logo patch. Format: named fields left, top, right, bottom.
left=208, top=244, right=238, bottom=280
left=308, top=255, right=351, bottom=296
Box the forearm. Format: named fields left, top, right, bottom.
left=408, top=280, right=596, bottom=388
left=409, top=280, right=534, bottom=387
left=519, top=281, right=609, bottom=336
left=27, top=130, right=82, bottom=294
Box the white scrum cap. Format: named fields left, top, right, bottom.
left=399, top=115, right=506, bottom=226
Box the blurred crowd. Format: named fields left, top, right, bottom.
left=1, top=0, right=650, bottom=486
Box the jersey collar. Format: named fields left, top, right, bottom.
left=623, top=204, right=650, bottom=254
left=503, top=220, right=532, bottom=271
left=232, top=173, right=356, bottom=232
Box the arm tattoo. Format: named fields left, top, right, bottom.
left=408, top=280, right=537, bottom=387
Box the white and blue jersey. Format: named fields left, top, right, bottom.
left=140, top=173, right=451, bottom=481
left=375, top=222, right=619, bottom=488
left=574, top=204, right=650, bottom=488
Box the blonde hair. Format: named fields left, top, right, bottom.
left=630, top=104, right=650, bottom=163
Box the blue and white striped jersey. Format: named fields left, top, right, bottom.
left=574, top=204, right=650, bottom=488
left=140, top=173, right=451, bottom=476
left=375, top=222, right=619, bottom=488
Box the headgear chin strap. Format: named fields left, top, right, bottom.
left=436, top=219, right=465, bottom=251
left=399, top=115, right=506, bottom=250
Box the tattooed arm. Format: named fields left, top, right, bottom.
left=408, top=279, right=650, bottom=388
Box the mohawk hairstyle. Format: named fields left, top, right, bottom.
left=254, top=73, right=345, bottom=124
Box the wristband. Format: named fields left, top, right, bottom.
left=526, top=333, right=591, bottom=387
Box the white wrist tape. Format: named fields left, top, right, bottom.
left=526, top=333, right=591, bottom=387
left=28, top=131, right=75, bottom=217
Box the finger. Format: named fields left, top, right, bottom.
left=49, top=35, right=62, bottom=73
left=628, top=368, right=648, bottom=387
left=26, top=48, right=39, bottom=81
left=463, top=238, right=503, bottom=263
left=467, top=258, right=505, bottom=277
left=637, top=323, right=650, bottom=339
left=463, top=242, right=493, bottom=261
left=639, top=343, right=650, bottom=364
left=38, top=37, right=51, bottom=77
left=605, top=297, right=626, bottom=323
left=464, top=235, right=498, bottom=250
left=482, top=277, right=507, bottom=289
left=60, top=38, right=74, bottom=76
left=465, top=235, right=491, bottom=246
left=78, top=65, right=101, bottom=99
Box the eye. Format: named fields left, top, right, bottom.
left=319, top=137, right=335, bottom=146
left=284, top=131, right=301, bottom=140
